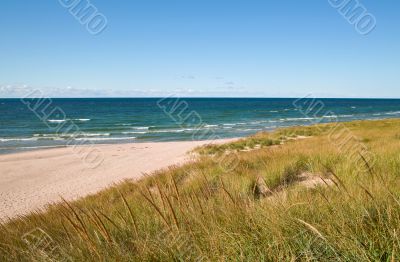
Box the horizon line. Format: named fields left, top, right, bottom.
left=2, top=96, right=400, bottom=100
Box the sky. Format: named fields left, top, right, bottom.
left=0, top=0, right=399, bottom=98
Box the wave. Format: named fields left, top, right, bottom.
left=149, top=128, right=199, bottom=133
left=204, top=124, right=218, bottom=128
left=19, top=145, right=65, bottom=150
left=0, top=137, right=38, bottom=142
left=151, top=129, right=186, bottom=133
left=0, top=137, right=69, bottom=142
left=33, top=134, right=55, bottom=137
left=1, top=136, right=67, bottom=142
left=73, top=118, right=91, bottom=122
left=237, top=128, right=262, bottom=132
left=122, top=131, right=147, bottom=134
left=110, top=127, right=205, bottom=135
left=78, top=133, right=110, bottom=137
left=34, top=133, right=110, bottom=138
left=1, top=133, right=113, bottom=142
left=73, top=136, right=136, bottom=141
left=47, top=118, right=91, bottom=123
left=281, top=117, right=315, bottom=121
left=47, top=119, right=66, bottom=123
left=36, top=137, right=64, bottom=141
left=385, top=111, right=400, bottom=115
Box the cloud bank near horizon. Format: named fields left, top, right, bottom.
left=0, top=84, right=393, bottom=99
left=0, top=84, right=270, bottom=98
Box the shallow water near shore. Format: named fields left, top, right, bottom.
left=1, top=97, right=400, bottom=154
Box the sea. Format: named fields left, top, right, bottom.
left=1, top=98, right=400, bottom=154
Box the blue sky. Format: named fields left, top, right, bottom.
left=0, top=0, right=399, bottom=97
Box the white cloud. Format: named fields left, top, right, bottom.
left=0, top=85, right=168, bottom=98
left=2, top=84, right=354, bottom=98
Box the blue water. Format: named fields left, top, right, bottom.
left=1, top=98, right=400, bottom=154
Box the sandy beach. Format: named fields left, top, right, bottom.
left=0, top=139, right=235, bottom=220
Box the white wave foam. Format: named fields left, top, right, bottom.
left=122, top=131, right=147, bottom=134
left=33, top=134, right=54, bottom=137
left=74, top=136, right=136, bottom=141
left=283, top=117, right=315, bottom=121
left=74, top=118, right=91, bottom=122
left=19, top=145, right=64, bottom=150
left=149, top=128, right=197, bottom=133
left=47, top=119, right=66, bottom=123
left=78, top=133, right=110, bottom=137
left=238, top=128, right=262, bottom=132
left=385, top=111, right=400, bottom=115
left=34, top=133, right=110, bottom=139
left=132, top=126, right=150, bottom=130
left=0, top=137, right=38, bottom=142
left=36, top=137, right=64, bottom=141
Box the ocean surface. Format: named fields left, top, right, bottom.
left=1, top=98, right=400, bottom=154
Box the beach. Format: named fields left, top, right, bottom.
left=1, top=0, right=397, bottom=259
left=0, top=139, right=235, bottom=220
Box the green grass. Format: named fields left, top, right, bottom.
left=194, top=133, right=282, bottom=155
left=1, top=119, right=400, bottom=261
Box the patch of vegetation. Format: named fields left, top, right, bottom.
left=276, top=124, right=330, bottom=137
left=196, top=134, right=281, bottom=155
left=271, top=156, right=310, bottom=189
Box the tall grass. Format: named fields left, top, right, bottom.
left=1, top=119, right=400, bottom=261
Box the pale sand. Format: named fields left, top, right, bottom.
left=0, top=139, right=235, bottom=221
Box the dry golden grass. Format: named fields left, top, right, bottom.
left=1, top=119, right=400, bottom=261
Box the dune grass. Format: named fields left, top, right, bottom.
left=1, top=119, right=400, bottom=261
